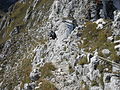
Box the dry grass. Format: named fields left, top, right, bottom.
left=38, top=79, right=57, bottom=90
left=40, top=62, right=56, bottom=78
left=80, top=21, right=120, bottom=62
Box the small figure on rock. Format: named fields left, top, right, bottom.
left=49, top=31, right=57, bottom=40
left=105, top=75, right=111, bottom=83
left=30, top=69, right=40, bottom=81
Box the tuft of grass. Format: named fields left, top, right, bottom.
left=38, top=79, right=57, bottom=90
left=0, top=58, right=32, bottom=89
left=0, top=0, right=30, bottom=44
left=81, top=22, right=112, bottom=51
left=99, top=73, right=104, bottom=88
left=19, top=58, right=32, bottom=88
left=97, top=63, right=112, bottom=73
left=80, top=81, right=89, bottom=90
left=35, top=0, right=54, bottom=10
left=40, top=62, right=56, bottom=78
left=81, top=86, right=89, bottom=90
left=80, top=21, right=119, bottom=62
left=97, top=64, right=105, bottom=73
left=78, top=56, right=89, bottom=66
left=91, top=80, right=99, bottom=86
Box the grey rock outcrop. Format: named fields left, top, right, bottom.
left=30, top=68, right=40, bottom=81
left=113, top=10, right=120, bottom=35
left=102, top=49, right=110, bottom=56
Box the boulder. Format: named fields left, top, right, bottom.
left=30, top=69, right=40, bottom=81
left=102, top=49, right=110, bottom=56
left=24, top=83, right=32, bottom=90
left=95, top=18, right=106, bottom=29
left=107, top=36, right=114, bottom=42
left=48, top=31, right=57, bottom=40
left=113, top=10, right=120, bottom=35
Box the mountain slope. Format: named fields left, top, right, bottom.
left=0, top=0, right=120, bottom=90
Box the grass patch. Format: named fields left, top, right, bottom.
left=38, top=79, right=57, bottom=90
left=81, top=86, right=89, bottom=90
left=80, top=81, right=89, bottom=90
left=78, top=56, right=89, bottom=66
left=0, top=0, right=30, bottom=44
left=99, top=73, right=104, bottom=88
left=35, top=0, right=54, bottom=10
left=18, top=58, right=32, bottom=89
left=80, top=21, right=120, bottom=62
left=97, top=62, right=112, bottom=73
left=91, top=80, right=99, bottom=86
left=40, top=62, right=56, bottom=78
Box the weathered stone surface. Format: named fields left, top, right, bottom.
left=102, top=49, right=110, bottom=56
left=0, top=0, right=120, bottom=90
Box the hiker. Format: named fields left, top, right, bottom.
left=49, top=31, right=57, bottom=40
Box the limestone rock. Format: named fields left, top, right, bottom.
left=30, top=69, right=40, bottom=81
left=102, top=49, right=110, bottom=56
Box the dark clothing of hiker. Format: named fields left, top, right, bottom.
left=49, top=31, right=57, bottom=40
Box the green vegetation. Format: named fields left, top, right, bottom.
left=32, top=0, right=54, bottom=26
left=0, top=0, right=55, bottom=89
left=97, top=64, right=105, bottom=73
left=39, top=38, right=48, bottom=45
left=35, top=0, right=54, bottom=10
left=80, top=21, right=120, bottom=62
left=80, top=81, right=89, bottom=90
left=37, top=62, right=57, bottom=89
left=18, top=58, right=32, bottom=88
left=0, top=0, right=54, bottom=44
left=0, top=0, right=31, bottom=44
left=78, top=56, right=89, bottom=66
left=91, top=80, right=99, bottom=86
left=81, top=86, right=89, bottom=90
left=40, top=62, right=56, bottom=78
left=81, top=22, right=111, bottom=52
left=38, top=79, right=57, bottom=90
left=0, top=58, right=32, bottom=89
left=97, top=62, right=112, bottom=73
left=99, top=73, right=104, bottom=88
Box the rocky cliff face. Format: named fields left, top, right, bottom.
left=0, top=0, right=120, bottom=90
